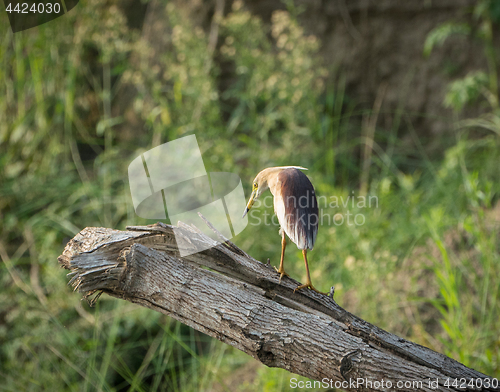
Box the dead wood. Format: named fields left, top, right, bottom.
left=58, top=219, right=499, bottom=392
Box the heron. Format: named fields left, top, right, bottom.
left=242, top=166, right=324, bottom=294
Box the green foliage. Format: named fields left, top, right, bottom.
left=460, top=112, right=500, bottom=137
left=425, top=0, right=499, bottom=112
left=474, top=0, right=500, bottom=25
left=423, top=22, right=470, bottom=58
left=129, top=2, right=222, bottom=143
left=221, top=4, right=323, bottom=138
left=444, top=71, right=489, bottom=112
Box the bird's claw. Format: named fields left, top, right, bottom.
left=274, top=266, right=289, bottom=283
left=294, top=281, right=327, bottom=295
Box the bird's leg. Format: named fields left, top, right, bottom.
left=294, top=250, right=326, bottom=295
left=274, top=231, right=289, bottom=283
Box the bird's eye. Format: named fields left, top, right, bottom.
left=253, top=183, right=258, bottom=190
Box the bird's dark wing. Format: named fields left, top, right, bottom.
left=276, top=168, right=318, bottom=250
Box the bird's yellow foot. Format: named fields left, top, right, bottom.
left=294, top=280, right=327, bottom=295
left=274, top=266, right=289, bottom=283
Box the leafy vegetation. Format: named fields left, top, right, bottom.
left=1, top=0, right=499, bottom=390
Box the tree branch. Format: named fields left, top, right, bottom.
left=58, top=221, right=498, bottom=391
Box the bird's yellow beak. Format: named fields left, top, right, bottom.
left=242, top=189, right=256, bottom=218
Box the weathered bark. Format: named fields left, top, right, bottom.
left=58, top=219, right=498, bottom=392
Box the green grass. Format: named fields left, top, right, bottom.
left=1, top=1, right=499, bottom=391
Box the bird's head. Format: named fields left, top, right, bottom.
left=242, top=166, right=308, bottom=218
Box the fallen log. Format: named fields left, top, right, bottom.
left=57, top=218, right=499, bottom=392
